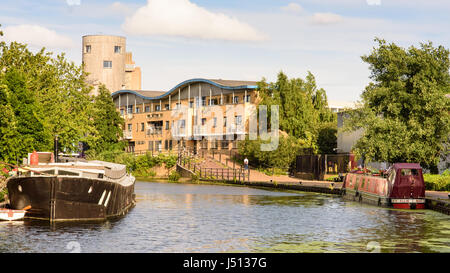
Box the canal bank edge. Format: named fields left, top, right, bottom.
left=175, top=164, right=450, bottom=215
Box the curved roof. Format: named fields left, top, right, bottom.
left=111, top=78, right=258, bottom=100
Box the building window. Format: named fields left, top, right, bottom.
left=213, top=117, right=217, bottom=128
left=209, top=98, right=217, bottom=106
left=145, top=106, right=150, bottom=112
left=165, top=104, right=169, bottom=110
left=201, top=118, right=207, bottom=126
left=232, top=141, right=238, bottom=149
left=141, top=123, right=145, bottom=132
left=155, top=105, right=161, bottom=111
left=235, top=115, right=242, bottom=125
left=103, top=60, right=112, bottom=68
left=233, top=96, right=239, bottom=104
left=211, top=140, right=218, bottom=149
left=189, top=101, right=194, bottom=108
left=175, top=103, right=181, bottom=109
left=127, top=124, right=132, bottom=132
left=136, top=107, right=140, bottom=114
left=223, top=117, right=227, bottom=127
left=165, top=121, right=170, bottom=130
left=165, top=140, right=168, bottom=150
left=202, top=96, right=207, bottom=106
left=156, top=141, right=162, bottom=152
left=169, top=140, right=173, bottom=150
left=221, top=140, right=229, bottom=149
left=120, top=109, right=124, bottom=116
left=245, top=95, right=251, bottom=103
left=114, top=46, right=121, bottom=53
left=127, top=105, right=133, bottom=114
left=148, top=141, right=153, bottom=151
left=85, top=45, right=91, bottom=53
left=201, top=138, right=208, bottom=149
left=179, top=120, right=186, bottom=128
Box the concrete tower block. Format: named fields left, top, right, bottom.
left=82, top=35, right=127, bottom=95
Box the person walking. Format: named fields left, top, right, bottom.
left=244, top=157, right=249, bottom=170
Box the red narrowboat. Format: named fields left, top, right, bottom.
left=342, top=163, right=426, bottom=209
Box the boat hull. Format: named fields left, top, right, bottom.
left=0, top=209, right=26, bottom=221
left=342, top=171, right=425, bottom=210
left=7, top=176, right=135, bottom=222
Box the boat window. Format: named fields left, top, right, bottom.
left=42, top=170, right=55, bottom=175
left=401, top=169, right=419, bottom=176
left=58, top=170, right=80, bottom=176
left=388, top=169, right=396, bottom=183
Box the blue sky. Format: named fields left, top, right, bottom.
left=1, top=0, right=449, bottom=103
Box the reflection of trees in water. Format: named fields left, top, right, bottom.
left=247, top=194, right=333, bottom=208
left=385, top=210, right=432, bottom=252
left=360, top=209, right=448, bottom=253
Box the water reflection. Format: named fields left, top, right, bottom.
left=0, top=181, right=448, bottom=253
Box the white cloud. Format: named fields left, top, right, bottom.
left=109, top=2, right=136, bottom=16
left=1, top=24, right=74, bottom=49
left=122, top=0, right=266, bottom=41
left=66, top=0, right=81, bottom=6
left=310, top=12, right=343, bottom=25
left=280, top=3, right=304, bottom=13
left=366, top=0, right=381, bottom=5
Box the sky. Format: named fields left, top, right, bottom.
left=0, top=0, right=449, bottom=103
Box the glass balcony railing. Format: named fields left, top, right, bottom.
left=147, top=127, right=163, bottom=135
left=123, top=131, right=133, bottom=139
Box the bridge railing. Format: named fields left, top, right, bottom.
left=177, top=149, right=249, bottom=182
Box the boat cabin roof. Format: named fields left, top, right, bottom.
left=392, top=163, right=422, bottom=170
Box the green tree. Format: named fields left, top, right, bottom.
left=0, top=80, right=21, bottom=163
left=3, top=69, right=48, bottom=157
left=343, top=38, right=450, bottom=172
left=256, top=71, right=336, bottom=154
left=91, top=85, right=125, bottom=153
left=0, top=42, right=97, bottom=156
left=239, top=134, right=308, bottom=169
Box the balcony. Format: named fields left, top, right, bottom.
left=193, top=126, right=207, bottom=136
left=123, top=131, right=133, bottom=140
left=121, top=113, right=133, bottom=120
left=172, top=127, right=186, bottom=138
left=147, top=127, right=163, bottom=136
left=226, top=124, right=245, bottom=135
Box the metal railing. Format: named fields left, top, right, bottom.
left=146, top=127, right=163, bottom=135
left=123, top=131, right=133, bottom=139
left=177, top=149, right=249, bottom=182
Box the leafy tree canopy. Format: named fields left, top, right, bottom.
left=0, top=39, right=123, bottom=163
left=343, top=38, right=450, bottom=171
left=256, top=71, right=337, bottom=154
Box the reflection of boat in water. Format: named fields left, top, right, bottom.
left=0, top=206, right=31, bottom=221
left=342, top=163, right=425, bottom=209
left=6, top=158, right=135, bottom=222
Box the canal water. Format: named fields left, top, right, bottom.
left=0, top=181, right=449, bottom=253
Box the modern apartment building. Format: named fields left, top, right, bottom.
left=82, top=35, right=141, bottom=95
left=111, top=79, right=259, bottom=153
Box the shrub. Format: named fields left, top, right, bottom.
left=423, top=171, right=450, bottom=191
left=191, top=173, right=199, bottom=183
left=0, top=188, right=7, bottom=202
left=168, top=171, right=181, bottom=182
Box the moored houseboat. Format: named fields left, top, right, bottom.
left=342, top=163, right=426, bottom=209
left=6, top=154, right=135, bottom=222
